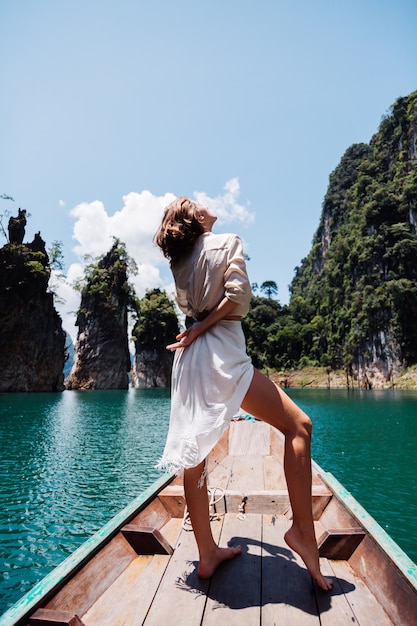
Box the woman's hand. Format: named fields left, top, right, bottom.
left=166, top=298, right=240, bottom=351
left=166, top=325, right=200, bottom=351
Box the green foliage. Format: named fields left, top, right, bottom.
left=243, top=295, right=283, bottom=369
left=25, top=258, right=47, bottom=275
left=132, top=288, right=179, bottom=352
left=242, top=294, right=326, bottom=370
left=0, top=243, right=49, bottom=294
left=260, top=280, right=278, bottom=298
left=0, top=194, right=15, bottom=242
left=48, top=240, right=65, bottom=272
left=286, top=90, right=417, bottom=370
left=74, top=239, right=137, bottom=320
left=243, top=91, right=417, bottom=374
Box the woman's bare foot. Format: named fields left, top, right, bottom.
left=197, top=545, right=242, bottom=579
left=284, top=526, right=333, bottom=591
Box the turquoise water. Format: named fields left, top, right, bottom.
left=288, top=388, right=417, bottom=564
left=1, top=387, right=416, bottom=613
left=0, top=389, right=171, bottom=613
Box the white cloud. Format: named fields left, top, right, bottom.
left=70, top=191, right=177, bottom=264
left=56, top=180, right=254, bottom=341
left=194, top=178, right=255, bottom=225
left=52, top=264, right=84, bottom=342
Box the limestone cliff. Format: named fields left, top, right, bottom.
left=131, top=349, right=174, bottom=388
left=65, top=242, right=132, bottom=390
left=289, top=91, right=417, bottom=386
left=0, top=234, right=66, bottom=392
left=131, top=289, right=179, bottom=388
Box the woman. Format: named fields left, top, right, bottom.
left=155, top=197, right=332, bottom=591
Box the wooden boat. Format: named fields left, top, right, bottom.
left=1, top=419, right=416, bottom=626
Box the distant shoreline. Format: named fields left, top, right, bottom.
left=269, top=365, right=417, bottom=390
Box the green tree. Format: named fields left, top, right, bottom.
left=47, top=240, right=65, bottom=272
left=260, top=280, right=278, bottom=298
left=74, top=239, right=137, bottom=310
left=132, top=289, right=179, bottom=352
left=0, top=194, right=15, bottom=241
left=242, top=295, right=283, bottom=369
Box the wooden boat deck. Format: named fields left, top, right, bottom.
left=4, top=420, right=416, bottom=625
left=78, top=511, right=394, bottom=626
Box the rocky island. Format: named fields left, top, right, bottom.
left=0, top=211, right=66, bottom=392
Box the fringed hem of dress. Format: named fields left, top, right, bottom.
left=156, top=319, right=254, bottom=475
left=155, top=435, right=201, bottom=475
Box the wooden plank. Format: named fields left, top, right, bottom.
left=227, top=454, right=265, bottom=491
left=318, top=527, right=365, bottom=560
left=128, top=496, right=172, bottom=530
left=207, top=426, right=230, bottom=473
left=208, top=486, right=327, bottom=518
left=143, top=519, right=222, bottom=626
left=158, top=484, right=186, bottom=518
left=203, top=513, right=262, bottom=625
left=240, top=489, right=290, bottom=515
left=159, top=517, right=184, bottom=549
left=81, top=555, right=157, bottom=626
left=263, top=453, right=287, bottom=489
left=216, top=488, right=328, bottom=518
left=311, top=487, right=332, bottom=520
left=207, top=454, right=235, bottom=516
left=228, top=420, right=270, bottom=456
left=318, top=493, right=358, bottom=530
left=269, top=425, right=285, bottom=458
left=311, top=458, right=326, bottom=486
left=207, top=453, right=235, bottom=493
left=322, top=471, right=417, bottom=626
left=314, top=520, right=326, bottom=541
left=321, top=471, right=417, bottom=592
left=223, top=489, right=291, bottom=516
left=29, top=609, right=85, bottom=625
left=261, top=514, right=320, bottom=625
left=317, top=558, right=394, bottom=626
left=349, top=535, right=417, bottom=626
left=315, top=558, right=366, bottom=626
left=82, top=555, right=151, bottom=626
left=45, top=534, right=137, bottom=615
left=121, top=525, right=174, bottom=555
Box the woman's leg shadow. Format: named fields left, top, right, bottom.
left=175, top=535, right=355, bottom=615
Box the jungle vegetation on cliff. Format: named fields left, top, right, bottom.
left=243, top=91, right=417, bottom=385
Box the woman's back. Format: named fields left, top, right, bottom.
left=173, top=231, right=251, bottom=320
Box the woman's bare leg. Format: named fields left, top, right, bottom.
left=183, top=461, right=242, bottom=578
left=241, top=369, right=333, bottom=591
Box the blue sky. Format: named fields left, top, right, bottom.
left=1, top=0, right=416, bottom=339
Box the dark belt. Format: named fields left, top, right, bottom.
left=185, top=311, right=210, bottom=328
left=185, top=311, right=210, bottom=329
left=191, top=310, right=242, bottom=324
left=195, top=310, right=210, bottom=321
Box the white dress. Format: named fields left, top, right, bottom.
left=156, top=233, right=254, bottom=474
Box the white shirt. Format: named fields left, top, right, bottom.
left=172, top=232, right=251, bottom=319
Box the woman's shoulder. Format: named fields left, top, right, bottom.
left=202, top=232, right=240, bottom=250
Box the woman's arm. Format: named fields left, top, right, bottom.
left=166, top=296, right=239, bottom=351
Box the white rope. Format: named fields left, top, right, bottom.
left=182, top=486, right=225, bottom=531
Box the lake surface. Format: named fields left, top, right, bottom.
left=1, top=387, right=416, bottom=613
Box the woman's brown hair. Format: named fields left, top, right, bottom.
left=155, top=197, right=204, bottom=264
